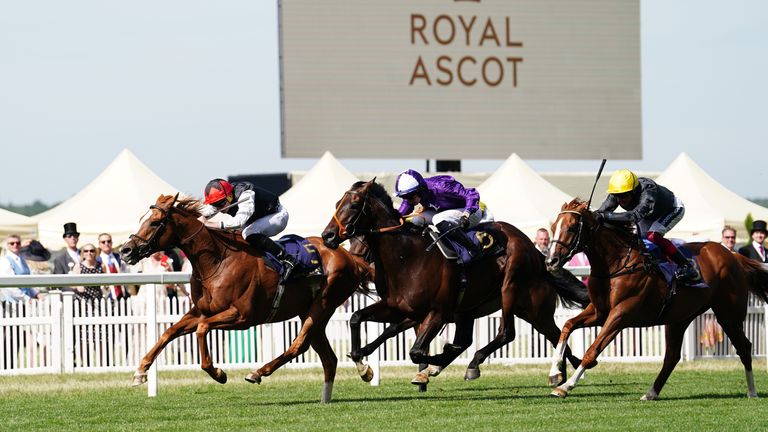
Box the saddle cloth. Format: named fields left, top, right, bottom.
left=263, top=234, right=324, bottom=281
left=643, top=239, right=708, bottom=289
left=426, top=224, right=506, bottom=265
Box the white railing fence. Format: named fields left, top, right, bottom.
left=2, top=272, right=767, bottom=393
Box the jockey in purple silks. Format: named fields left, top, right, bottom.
left=394, top=169, right=493, bottom=260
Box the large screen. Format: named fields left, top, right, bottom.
left=279, top=0, right=641, bottom=159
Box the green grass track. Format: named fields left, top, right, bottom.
left=0, top=360, right=765, bottom=431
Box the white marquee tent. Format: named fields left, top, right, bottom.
left=478, top=153, right=573, bottom=239
left=279, top=151, right=360, bottom=238
left=0, top=208, right=37, bottom=241
left=33, top=149, right=180, bottom=249
left=657, top=153, right=768, bottom=242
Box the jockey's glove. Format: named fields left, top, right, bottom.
left=459, top=215, right=470, bottom=229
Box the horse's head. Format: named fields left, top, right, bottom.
left=322, top=178, right=401, bottom=249
left=121, top=193, right=182, bottom=265
left=546, top=198, right=596, bottom=271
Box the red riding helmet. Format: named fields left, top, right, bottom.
left=204, top=178, right=234, bottom=205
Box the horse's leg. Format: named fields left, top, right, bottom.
left=551, top=306, right=627, bottom=398
left=133, top=309, right=200, bottom=386
left=246, top=302, right=336, bottom=386
left=309, top=331, right=338, bottom=403
left=548, top=303, right=601, bottom=387
left=349, top=301, right=405, bottom=382
left=713, top=310, right=757, bottom=398
left=641, top=320, right=693, bottom=401
left=407, top=310, right=446, bottom=366
left=528, top=308, right=580, bottom=387
left=412, top=315, right=474, bottom=384
left=465, top=260, right=519, bottom=379
left=360, top=319, right=417, bottom=357
left=195, top=307, right=243, bottom=384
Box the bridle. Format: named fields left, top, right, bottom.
left=129, top=198, right=176, bottom=258
left=129, top=194, right=206, bottom=257
left=331, top=188, right=403, bottom=240
left=551, top=208, right=649, bottom=279
left=550, top=210, right=587, bottom=264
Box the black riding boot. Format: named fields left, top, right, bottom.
left=436, top=221, right=481, bottom=260
left=670, top=248, right=699, bottom=282
left=246, top=234, right=297, bottom=285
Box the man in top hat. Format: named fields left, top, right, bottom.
left=738, top=220, right=768, bottom=263
left=53, top=222, right=81, bottom=276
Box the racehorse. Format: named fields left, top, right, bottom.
left=120, top=194, right=366, bottom=403
left=321, top=180, right=590, bottom=384
left=545, top=198, right=768, bottom=399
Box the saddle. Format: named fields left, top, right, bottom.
left=425, top=224, right=506, bottom=265
left=642, top=239, right=707, bottom=290
left=262, top=234, right=324, bottom=282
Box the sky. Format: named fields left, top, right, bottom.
left=1, top=1, right=767, bottom=205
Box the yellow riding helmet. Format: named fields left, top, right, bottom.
left=606, top=169, right=639, bottom=194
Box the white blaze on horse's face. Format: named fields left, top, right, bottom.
left=549, top=217, right=564, bottom=259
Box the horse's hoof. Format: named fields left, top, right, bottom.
left=464, top=368, right=480, bottom=381
left=549, top=387, right=568, bottom=398
left=548, top=373, right=564, bottom=387
left=244, top=373, right=262, bottom=384
left=360, top=365, right=374, bottom=383
left=640, top=393, right=657, bottom=401
left=748, top=392, right=759, bottom=399
left=411, top=371, right=429, bottom=385
left=426, top=365, right=443, bottom=377
left=213, top=369, right=227, bottom=384
left=131, top=372, right=147, bottom=387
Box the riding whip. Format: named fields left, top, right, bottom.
left=586, top=159, right=607, bottom=209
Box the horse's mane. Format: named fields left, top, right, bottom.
left=175, top=197, right=204, bottom=217
left=353, top=181, right=400, bottom=219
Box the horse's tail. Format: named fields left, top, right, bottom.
left=734, top=253, right=768, bottom=303
left=545, top=268, right=591, bottom=309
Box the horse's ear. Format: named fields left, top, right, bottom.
left=369, top=176, right=377, bottom=184
left=170, top=193, right=179, bottom=207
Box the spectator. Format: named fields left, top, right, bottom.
left=96, top=233, right=129, bottom=301
left=720, top=226, right=737, bottom=252
left=72, top=243, right=106, bottom=301
left=0, top=234, right=39, bottom=302
left=19, top=239, right=52, bottom=296
left=738, top=220, right=767, bottom=263
left=53, top=222, right=81, bottom=277
left=534, top=228, right=550, bottom=255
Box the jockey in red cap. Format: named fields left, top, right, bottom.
left=200, top=178, right=296, bottom=286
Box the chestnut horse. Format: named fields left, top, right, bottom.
left=120, top=194, right=366, bottom=403
left=321, top=180, right=590, bottom=384
left=545, top=198, right=768, bottom=399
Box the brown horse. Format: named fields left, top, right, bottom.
left=545, top=198, right=768, bottom=399
left=321, top=180, right=590, bottom=384
left=120, top=194, right=366, bottom=403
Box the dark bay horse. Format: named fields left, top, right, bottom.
left=321, top=180, right=590, bottom=384
left=120, top=194, right=366, bottom=403
left=545, top=198, right=768, bottom=399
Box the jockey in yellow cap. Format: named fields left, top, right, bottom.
left=596, top=169, right=699, bottom=282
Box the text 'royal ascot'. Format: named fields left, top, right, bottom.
left=409, top=14, right=524, bottom=88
